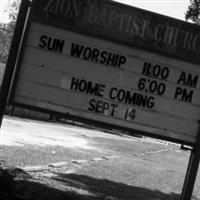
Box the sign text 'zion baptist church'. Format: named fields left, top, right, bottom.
left=9, top=0, right=200, bottom=145
left=41, top=0, right=200, bottom=63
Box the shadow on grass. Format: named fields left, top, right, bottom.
left=51, top=173, right=180, bottom=200
left=1, top=167, right=181, bottom=200
left=0, top=170, right=85, bottom=200
left=14, top=180, right=84, bottom=200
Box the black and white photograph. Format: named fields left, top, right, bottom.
left=0, top=0, right=200, bottom=199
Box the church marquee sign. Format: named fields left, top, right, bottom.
left=6, top=0, right=200, bottom=146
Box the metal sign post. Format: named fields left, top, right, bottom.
left=181, top=130, right=200, bottom=200
left=0, top=0, right=30, bottom=128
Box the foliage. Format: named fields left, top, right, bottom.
left=8, top=0, right=21, bottom=22
left=185, top=0, right=200, bottom=24
left=0, top=0, right=20, bottom=63
left=0, top=24, right=10, bottom=63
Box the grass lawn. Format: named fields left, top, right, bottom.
left=0, top=119, right=200, bottom=200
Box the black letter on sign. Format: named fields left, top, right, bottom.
left=39, top=35, right=48, bottom=49
left=71, top=43, right=84, bottom=57
left=177, top=72, right=199, bottom=88
left=88, top=99, right=96, bottom=111
left=174, top=87, right=194, bottom=103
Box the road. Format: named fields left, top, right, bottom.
left=1, top=116, right=102, bottom=149
left=0, top=115, right=143, bottom=169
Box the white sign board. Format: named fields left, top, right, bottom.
left=11, top=22, right=200, bottom=144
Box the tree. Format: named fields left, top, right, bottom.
left=185, top=0, right=200, bottom=24
left=0, top=24, right=11, bottom=63
left=8, top=0, right=21, bottom=22
left=0, top=0, right=20, bottom=63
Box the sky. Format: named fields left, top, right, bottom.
left=0, top=0, right=10, bottom=23
left=114, top=0, right=189, bottom=21
left=0, top=0, right=190, bottom=23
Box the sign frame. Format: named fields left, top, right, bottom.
left=6, top=0, right=200, bottom=147
left=0, top=1, right=200, bottom=200
left=0, top=0, right=31, bottom=126
left=7, top=22, right=200, bottom=146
